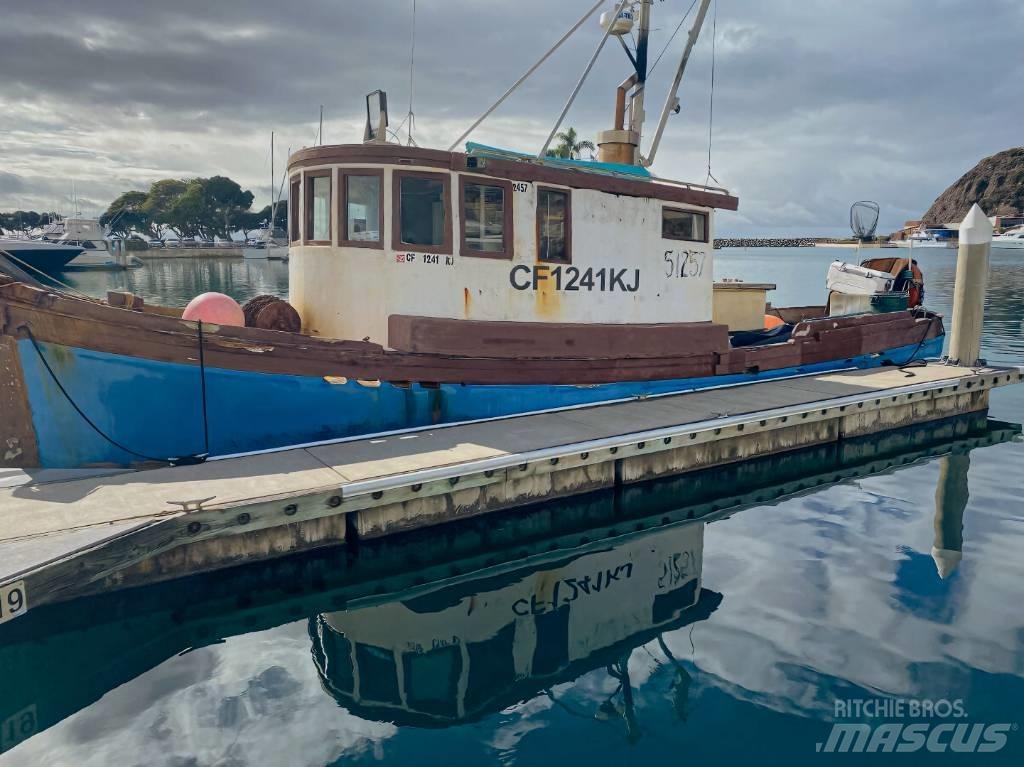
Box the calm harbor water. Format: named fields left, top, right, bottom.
left=2, top=248, right=1023, bottom=765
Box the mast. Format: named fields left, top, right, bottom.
left=642, top=0, right=713, bottom=167
left=630, top=0, right=651, bottom=140
left=595, top=0, right=652, bottom=166
left=268, top=131, right=277, bottom=240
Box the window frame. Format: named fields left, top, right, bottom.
left=289, top=177, right=301, bottom=243
left=391, top=170, right=453, bottom=255
left=535, top=185, right=572, bottom=264
left=339, top=168, right=385, bottom=250
left=458, top=175, right=514, bottom=260
left=303, top=169, right=333, bottom=245
left=661, top=206, right=709, bottom=244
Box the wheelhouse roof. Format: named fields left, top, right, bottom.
left=288, top=143, right=739, bottom=212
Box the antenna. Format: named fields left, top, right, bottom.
left=407, top=0, right=417, bottom=146
left=319, top=106, right=324, bottom=145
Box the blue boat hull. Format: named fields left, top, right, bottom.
left=16, top=335, right=945, bottom=468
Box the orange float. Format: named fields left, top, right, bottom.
left=182, top=292, right=245, bottom=327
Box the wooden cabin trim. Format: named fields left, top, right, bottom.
left=0, top=335, right=39, bottom=467
left=303, top=169, right=333, bottom=246
left=458, top=175, right=515, bottom=260
left=662, top=206, right=710, bottom=244
left=535, top=186, right=572, bottom=264
left=288, top=144, right=740, bottom=211
left=339, top=168, right=385, bottom=250
left=391, top=170, right=454, bottom=256
left=289, top=177, right=301, bottom=243
left=0, top=281, right=944, bottom=387
left=388, top=315, right=730, bottom=359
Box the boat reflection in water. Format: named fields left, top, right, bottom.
left=311, top=522, right=719, bottom=732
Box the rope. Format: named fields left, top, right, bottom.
left=704, top=0, right=719, bottom=188
left=898, top=312, right=938, bottom=376
left=19, top=324, right=209, bottom=466
left=0, top=246, right=92, bottom=298
left=197, top=320, right=211, bottom=456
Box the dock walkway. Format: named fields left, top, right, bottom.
left=1, top=361, right=1021, bottom=619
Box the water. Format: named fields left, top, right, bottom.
left=58, top=256, right=289, bottom=309
left=2, top=248, right=1023, bottom=765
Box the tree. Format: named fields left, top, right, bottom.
left=546, top=127, right=595, bottom=160
left=165, top=176, right=255, bottom=240
left=100, top=191, right=151, bottom=238
left=0, top=210, right=48, bottom=234
left=141, top=179, right=189, bottom=239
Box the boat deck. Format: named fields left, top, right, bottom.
left=1, top=361, right=1021, bottom=621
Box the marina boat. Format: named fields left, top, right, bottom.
left=0, top=0, right=945, bottom=469
left=0, top=237, right=84, bottom=275
left=894, top=227, right=956, bottom=248
left=992, top=226, right=1024, bottom=250
left=39, top=215, right=143, bottom=270
left=242, top=230, right=288, bottom=260
left=243, top=132, right=289, bottom=260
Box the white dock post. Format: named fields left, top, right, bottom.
left=947, top=204, right=993, bottom=366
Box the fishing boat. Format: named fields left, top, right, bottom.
left=311, top=521, right=718, bottom=728
left=0, top=0, right=944, bottom=470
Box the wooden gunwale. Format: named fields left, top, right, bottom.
left=0, top=280, right=944, bottom=386
left=287, top=144, right=740, bottom=212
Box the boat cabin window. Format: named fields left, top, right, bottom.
left=393, top=171, right=452, bottom=254
left=340, top=170, right=383, bottom=248
left=460, top=177, right=513, bottom=258
left=536, top=187, right=571, bottom=263
left=304, top=170, right=332, bottom=244
left=289, top=178, right=300, bottom=242
left=662, top=207, right=708, bottom=243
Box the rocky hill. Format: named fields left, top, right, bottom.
left=924, top=147, right=1024, bottom=225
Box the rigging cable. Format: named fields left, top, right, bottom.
left=705, top=0, right=719, bottom=187
left=648, top=0, right=699, bottom=75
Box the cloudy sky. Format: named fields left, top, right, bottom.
left=1, top=0, right=1021, bottom=236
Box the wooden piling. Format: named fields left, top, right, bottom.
left=948, top=204, right=993, bottom=366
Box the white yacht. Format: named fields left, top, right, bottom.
left=894, top=227, right=956, bottom=249
left=992, top=226, right=1024, bottom=250
left=41, top=216, right=143, bottom=270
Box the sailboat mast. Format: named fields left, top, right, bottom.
left=269, top=131, right=277, bottom=238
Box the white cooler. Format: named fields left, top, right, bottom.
left=826, top=261, right=894, bottom=296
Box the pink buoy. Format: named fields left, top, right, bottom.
left=182, top=292, right=245, bottom=327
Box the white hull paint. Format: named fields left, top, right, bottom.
left=893, top=240, right=953, bottom=249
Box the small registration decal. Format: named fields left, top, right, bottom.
left=0, top=580, right=28, bottom=625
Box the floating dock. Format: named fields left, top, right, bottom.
left=1, top=361, right=1021, bottom=622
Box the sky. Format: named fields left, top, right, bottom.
left=0, top=0, right=1022, bottom=237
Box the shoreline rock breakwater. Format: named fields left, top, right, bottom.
left=714, top=237, right=842, bottom=248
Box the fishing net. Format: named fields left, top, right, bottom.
left=850, top=201, right=880, bottom=240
